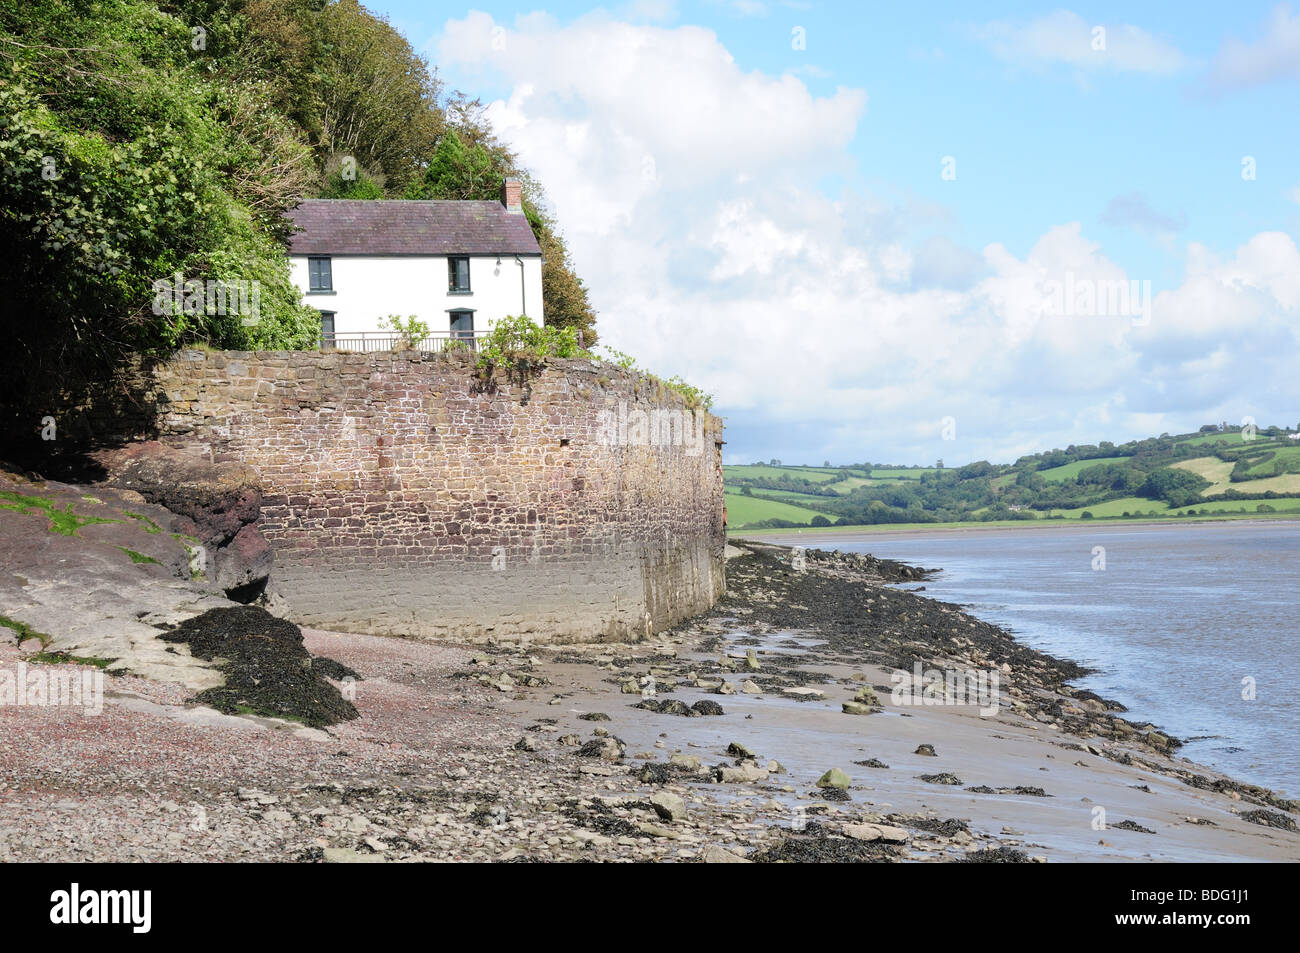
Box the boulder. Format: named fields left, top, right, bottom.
left=854, top=686, right=881, bottom=706
left=843, top=823, right=908, bottom=843
left=816, top=768, right=851, bottom=790
left=649, top=791, right=687, bottom=822
left=700, top=845, right=751, bottom=863
left=93, top=441, right=271, bottom=602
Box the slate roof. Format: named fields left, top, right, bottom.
left=286, top=200, right=541, bottom=256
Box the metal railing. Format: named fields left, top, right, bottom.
left=319, top=331, right=479, bottom=353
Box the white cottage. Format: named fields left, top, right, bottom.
left=286, top=180, right=543, bottom=350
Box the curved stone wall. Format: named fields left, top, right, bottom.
left=150, top=350, right=726, bottom=643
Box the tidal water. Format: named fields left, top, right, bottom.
left=777, top=521, right=1300, bottom=795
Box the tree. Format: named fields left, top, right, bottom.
left=405, top=128, right=504, bottom=200
left=303, top=0, right=443, bottom=192
left=0, top=0, right=322, bottom=465
left=319, top=155, right=386, bottom=199
left=1139, top=467, right=1210, bottom=503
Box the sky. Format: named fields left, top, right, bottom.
left=369, top=0, right=1300, bottom=466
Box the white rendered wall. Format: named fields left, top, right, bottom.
left=289, top=255, right=544, bottom=336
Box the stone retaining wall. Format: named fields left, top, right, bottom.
left=147, top=350, right=725, bottom=643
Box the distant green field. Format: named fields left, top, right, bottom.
left=1174, top=456, right=1235, bottom=493
left=724, top=490, right=834, bottom=527
left=722, top=465, right=844, bottom=483
left=1049, top=496, right=1300, bottom=519
left=1166, top=498, right=1300, bottom=516
left=867, top=468, right=940, bottom=480
left=1227, top=472, right=1300, bottom=494
left=1175, top=432, right=1272, bottom=448
left=1037, top=456, right=1129, bottom=482
left=1051, top=497, right=1167, bottom=518
left=832, top=476, right=876, bottom=493
left=1243, top=445, right=1300, bottom=477
left=750, top=488, right=837, bottom=502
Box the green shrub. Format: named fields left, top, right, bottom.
left=380, top=314, right=430, bottom=350
left=477, top=314, right=588, bottom=366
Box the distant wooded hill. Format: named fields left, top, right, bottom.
left=725, top=426, right=1300, bottom=530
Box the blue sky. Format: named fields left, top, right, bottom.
left=370, top=1, right=1300, bottom=466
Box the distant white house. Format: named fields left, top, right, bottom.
left=286, top=180, right=543, bottom=350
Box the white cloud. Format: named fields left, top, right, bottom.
left=974, top=10, right=1189, bottom=76
left=1206, top=3, right=1300, bottom=91
left=434, top=13, right=1299, bottom=464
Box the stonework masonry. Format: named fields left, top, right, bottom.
left=145, top=349, right=725, bottom=643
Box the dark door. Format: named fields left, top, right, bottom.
left=449, top=309, right=474, bottom=342
left=319, top=310, right=336, bottom=349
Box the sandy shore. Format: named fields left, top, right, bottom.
left=2, top=542, right=1296, bottom=862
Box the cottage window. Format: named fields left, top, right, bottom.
left=308, top=257, right=333, bottom=292
left=448, top=257, right=471, bottom=294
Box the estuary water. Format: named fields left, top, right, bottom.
left=761, top=520, right=1300, bottom=795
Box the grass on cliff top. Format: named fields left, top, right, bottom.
left=0, top=491, right=123, bottom=536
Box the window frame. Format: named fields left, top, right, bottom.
left=447, top=256, right=472, bottom=295
left=307, top=256, right=333, bottom=293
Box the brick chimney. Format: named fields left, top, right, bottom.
left=501, top=178, right=523, bottom=213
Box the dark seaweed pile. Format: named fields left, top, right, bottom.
left=1239, top=809, right=1298, bottom=831
left=751, top=827, right=901, bottom=863
left=719, top=543, right=1086, bottom=683
left=1111, top=820, right=1157, bottom=834
left=956, top=847, right=1030, bottom=863
left=159, top=606, right=360, bottom=727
